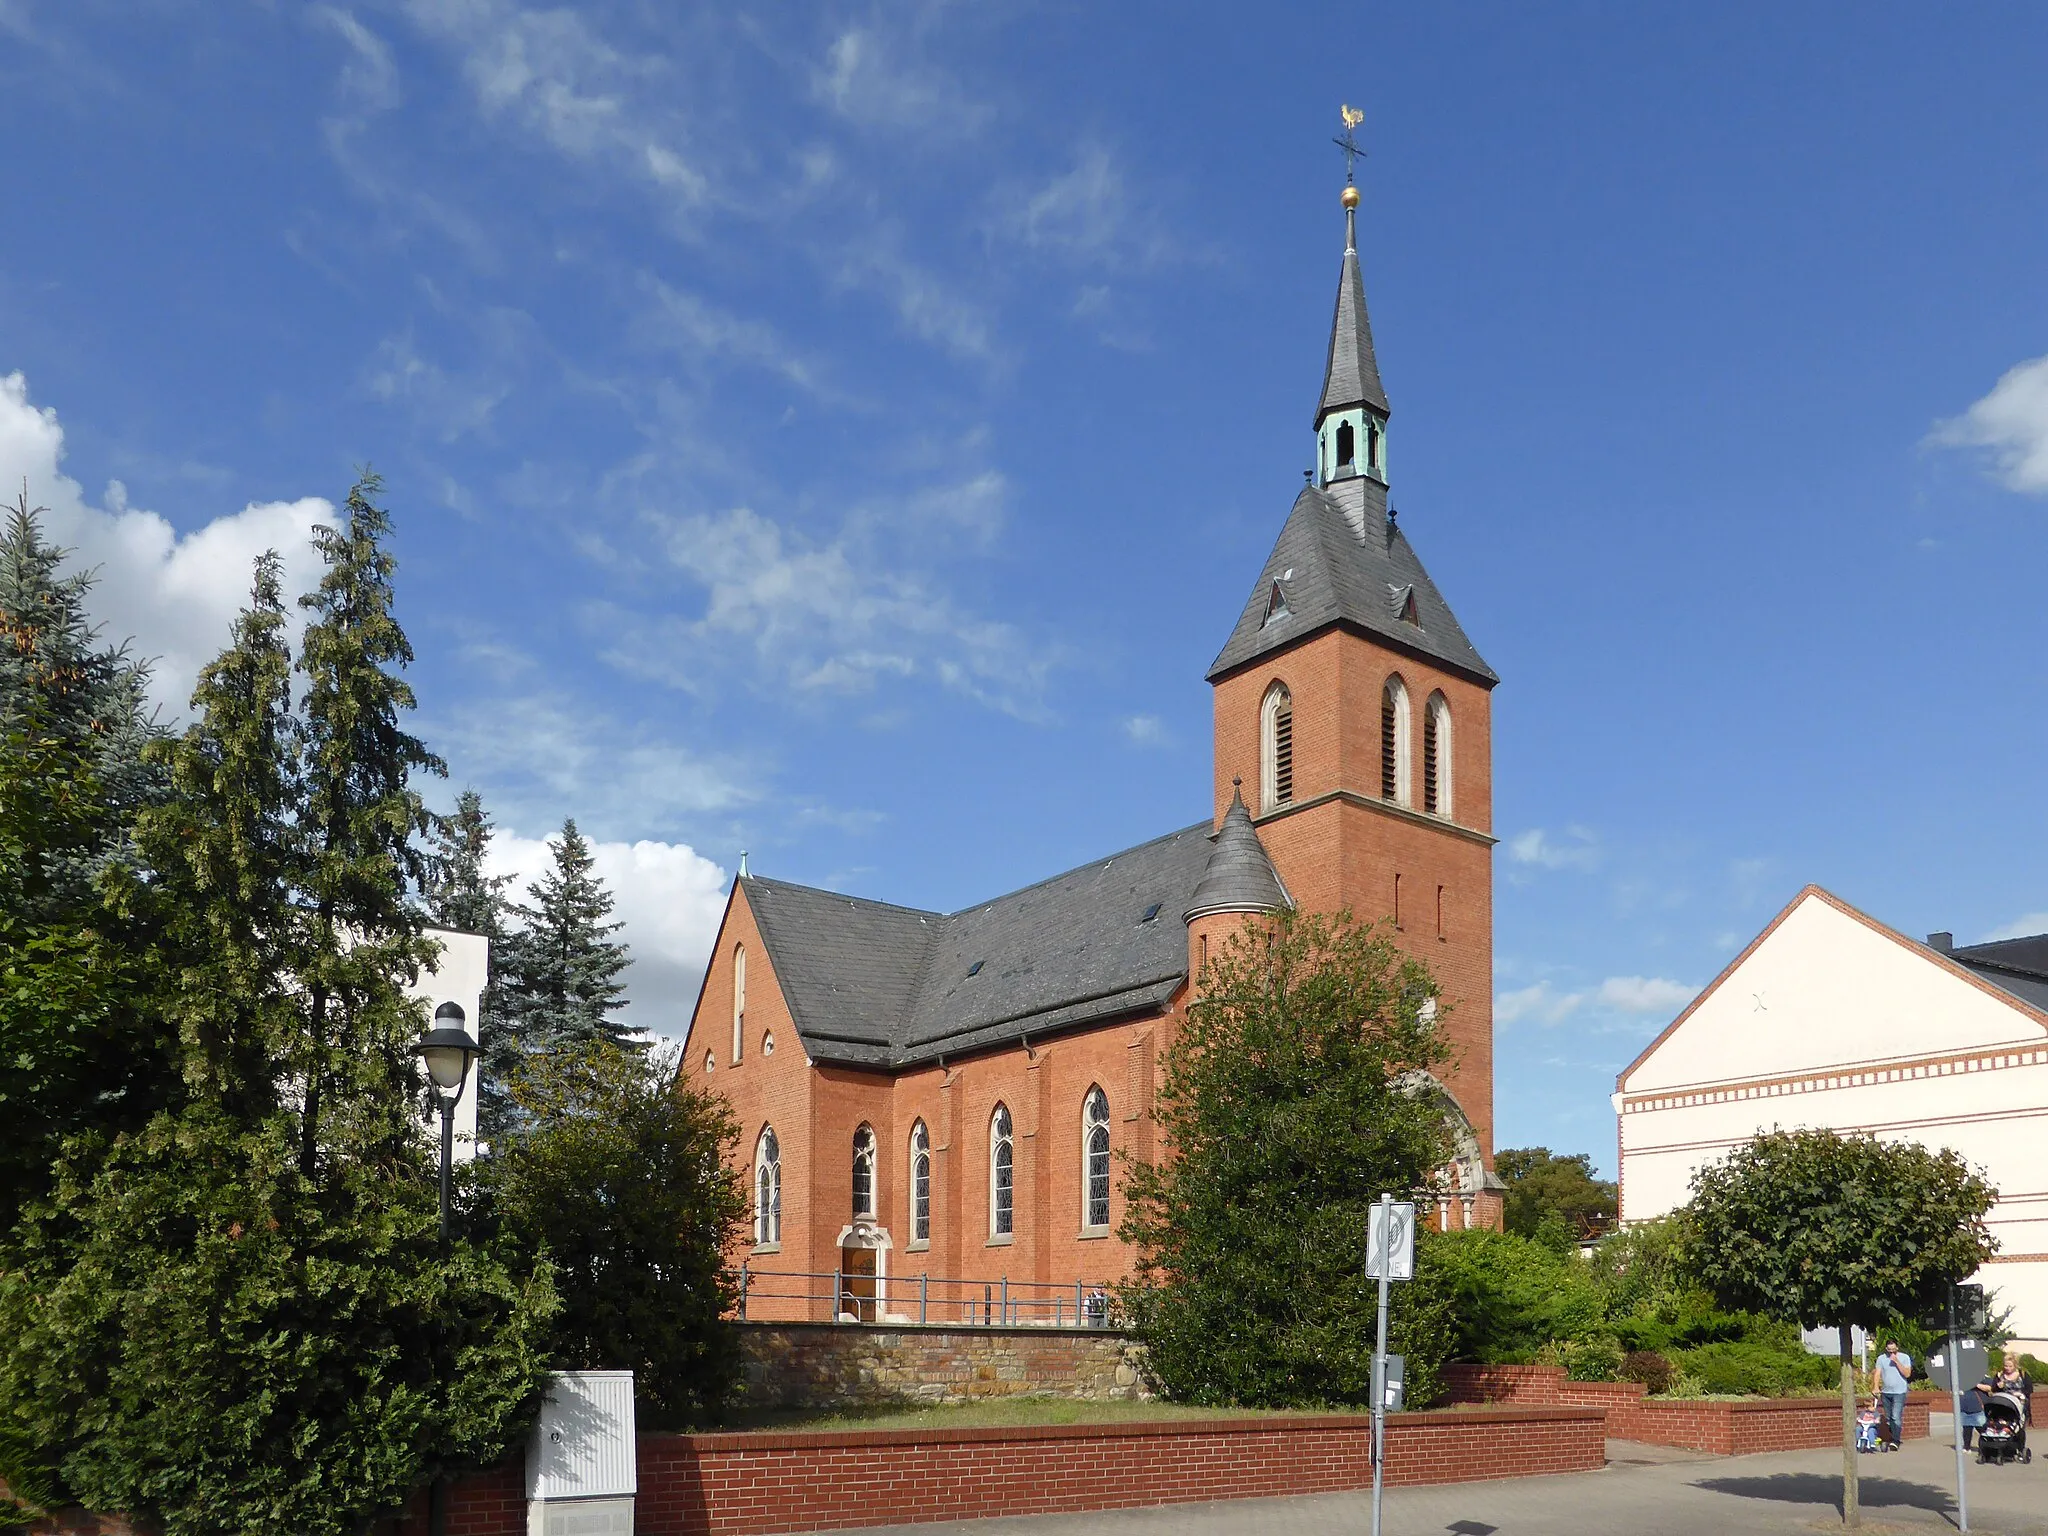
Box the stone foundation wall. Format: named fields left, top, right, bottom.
left=736, top=1321, right=1149, bottom=1409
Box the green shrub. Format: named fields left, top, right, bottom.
left=1671, top=1340, right=1835, bottom=1397
left=2019, top=1353, right=2046, bottom=1383
left=1661, top=1370, right=1707, bottom=1400
left=1430, top=1228, right=1606, bottom=1362
left=1621, top=1350, right=1675, bottom=1395
left=1545, top=1335, right=1624, bottom=1382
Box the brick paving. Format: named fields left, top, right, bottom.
left=846, top=1429, right=2048, bottom=1536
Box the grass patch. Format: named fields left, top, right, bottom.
left=725, top=1398, right=1368, bottom=1434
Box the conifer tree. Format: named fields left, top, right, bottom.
left=499, top=818, right=638, bottom=1055
left=0, top=489, right=172, bottom=1228
left=292, top=472, right=446, bottom=1173
left=1, top=482, right=556, bottom=1536
left=424, top=788, right=517, bottom=1137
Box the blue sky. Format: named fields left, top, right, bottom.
left=5, top=3, right=2046, bottom=1172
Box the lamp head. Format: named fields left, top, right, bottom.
left=415, top=1002, right=480, bottom=1094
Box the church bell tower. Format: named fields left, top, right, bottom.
left=1202, top=158, right=1504, bottom=1225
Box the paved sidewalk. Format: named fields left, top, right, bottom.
left=849, top=1431, right=2046, bottom=1536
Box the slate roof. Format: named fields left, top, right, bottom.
left=739, top=819, right=1250, bottom=1069
left=1318, top=213, right=1390, bottom=421
left=1184, top=788, right=1291, bottom=921
left=1950, top=932, right=2048, bottom=1014
left=1207, top=477, right=1497, bottom=685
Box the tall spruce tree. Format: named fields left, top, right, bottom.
left=499, top=818, right=638, bottom=1054
left=424, top=789, right=517, bottom=1137
left=0, top=490, right=172, bottom=1229
left=0, top=483, right=556, bottom=1536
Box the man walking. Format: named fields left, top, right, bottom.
left=1872, top=1339, right=1913, bottom=1450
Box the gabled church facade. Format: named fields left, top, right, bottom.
left=680, top=183, right=1503, bottom=1322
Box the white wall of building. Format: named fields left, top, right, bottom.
left=408, top=927, right=488, bottom=1161
left=1616, top=887, right=2048, bottom=1352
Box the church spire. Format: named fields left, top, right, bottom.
left=1316, top=109, right=1390, bottom=488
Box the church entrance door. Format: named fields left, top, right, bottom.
left=840, top=1246, right=877, bottom=1321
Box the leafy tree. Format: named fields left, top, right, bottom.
left=1427, top=1227, right=1607, bottom=1363
left=1, top=480, right=558, bottom=1535
left=0, top=491, right=171, bottom=1229
left=1681, top=1128, right=1997, bottom=1528
left=498, top=819, right=637, bottom=1055
left=423, top=789, right=516, bottom=1139
left=1120, top=909, right=1457, bottom=1408
left=1495, top=1146, right=1618, bottom=1242
left=492, top=1043, right=748, bottom=1429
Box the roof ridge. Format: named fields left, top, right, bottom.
left=740, top=873, right=941, bottom=921
left=939, top=820, right=1213, bottom=917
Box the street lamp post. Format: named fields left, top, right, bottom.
left=414, top=1002, right=481, bottom=1247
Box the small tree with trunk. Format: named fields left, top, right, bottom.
left=1681, top=1128, right=1996, bottom=1527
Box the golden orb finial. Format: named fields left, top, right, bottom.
left=1341, top=184, right=1360, bottom=209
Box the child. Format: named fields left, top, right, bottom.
left=1857, top=1399, right=1881, bottom=1453
left=1959, top=1379, right=1989, bottom=1450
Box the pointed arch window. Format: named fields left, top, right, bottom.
left=1423, top=692, right=1452, bottom=818
left=1083, top=1087, right=1111, bottom=1232
left=754, top=1127, right=781, bottom=1247
left=910, top=1121, right=931, bottom=1243
left=852, top=1124, right=876, bottom=1219
left=1381, top=676, right=1411, bottom=806
left=1367, top=419, right=1381, bottom=473
left=732, top=944, right=746, bottom=1064
left=1335, top=419, right=1355, bottom=469
left=1261, top=682, right=1295, bottom=812
left=990, top=1104, right=1014, bottom=1237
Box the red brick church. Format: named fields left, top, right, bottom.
left=681, top=182, right=1502, bottom=1322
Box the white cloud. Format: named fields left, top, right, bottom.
left=488, top=829, right=729, bottom=1040
left=1122, top=714, right=1168, bottom=747
left=0, top=371, right=334, bottom=716
left=1594, top=975, right=1697, bottom=1014
left=1982, top=912, right=2048, bottom=943
left=602, top=494, right=1051, bottom=718
left=436, top=692, right=752, bottom=838
left=1506, top=826, right=1600, bottom=870
left=1496, top=974, right=1695, bottom=1027
left=813, top=26, right=988, bottom=133
left=1008, top=146, right=1167, bottom=272
left=1931, top=355, right=2048, bottom=495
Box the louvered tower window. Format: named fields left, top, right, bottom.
left=1424, top=693, right=1452, bottom=819
left=1261, top=682, right=1294, bottom=812
left=1381, top=676, right=1410, bottom=805
left=1423, top=708, right=1439, bottom=814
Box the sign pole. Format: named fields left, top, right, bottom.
left=1948, top=1286, right=1969, bottom=1534
left=1371, top=1191, right=1391, bottom=1536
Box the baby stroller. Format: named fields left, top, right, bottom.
left=1976, top=1390, right=2031, bottom=1465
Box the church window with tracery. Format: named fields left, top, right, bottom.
left=1083, top=1088, right=1111, bottom=1231
left=754, top=1127, right=781, bottom=1246
left=990, top=1104, right=1014, bottom=1237
left=852, top=1124, right=876, bottom=1219
left=910, top=1121, right=931, bottom=1242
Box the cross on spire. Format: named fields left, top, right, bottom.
left=1333, top=104, right=1366, bottom=186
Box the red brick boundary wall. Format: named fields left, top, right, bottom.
left=1441, top=1364, right=1932, bottom=1455
left=735, top=1321, right=1149, bottom=1410
left=386, top=1407, right=1604, bottom=1536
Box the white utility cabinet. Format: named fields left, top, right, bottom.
left=526, top=1370, right=636, bottom=1536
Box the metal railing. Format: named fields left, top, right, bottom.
left=737, top=1265, right=1117, bottom=1328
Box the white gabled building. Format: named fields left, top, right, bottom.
left=1614, top=885, right=2048, bottom=1353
